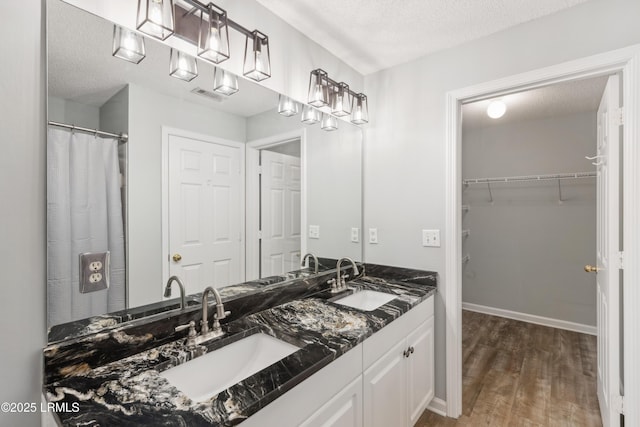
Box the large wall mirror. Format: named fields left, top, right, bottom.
left=46, top=0, right=363, bottom=339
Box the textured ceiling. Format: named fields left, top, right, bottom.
left=48, top=0, right=277, bottom=116
left=462, top=75, right=609, bottom=129
left=256, top=0, right=591, bottom=75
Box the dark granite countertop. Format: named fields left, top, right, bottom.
left=43, top=265, right=436, bottom=426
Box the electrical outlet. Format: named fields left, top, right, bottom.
left=422, top=229, right=441, bottom=247
left=351, top=227, right=360, bottom=243
left=79, top=252, right=110, bottom=293
left=369, top=228, right=378, bottom=244
left=309, top=225, right=320, bottom=239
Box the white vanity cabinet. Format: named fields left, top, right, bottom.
left=362, top=296, right=434, bottom=427
left=243, top=295, right=434, bottom=427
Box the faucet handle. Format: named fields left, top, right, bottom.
left=175, top=320, right=196, bottom=335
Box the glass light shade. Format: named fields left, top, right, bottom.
left=308, top=69, right=329, bottom=107
left=213, top=68, right=238, bottom=96
left=169, top=49, right=198, bottom=82
left=112, top=26, right=146, bottom=64
left=198, top=5, right=230, bottom=64
left=244, top=30, right=271, bottom=81
left=331, top=83, right=351, bottom=117
left=487, top=100, right=506, bottom=119
left=321, top=113, right=338, bottom=131
left=301, top=105, right=321, bottom=124
left=278, top=95, right=299, bottom=117
left=137, top=0, right=174, bottom=40
left=351, top=94, right=369, bottom=124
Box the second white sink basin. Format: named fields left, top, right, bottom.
left=334, top=290, right=396, bottom=311
left=160, top=333, right=299, bottom=402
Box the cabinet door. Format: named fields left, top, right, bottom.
left=363, top=338, right=407, bottom=427
left=300, top=376, right=363, bottom=427
left=406, top=317, right=435, bottom=426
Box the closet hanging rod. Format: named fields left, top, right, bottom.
left=48, top=121, right=128, bottom=142
left=463, top=171, right=596, bottom=185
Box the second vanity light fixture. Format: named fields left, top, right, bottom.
left=125, top=0, right=271, bottom=87
left=308, top=69, right=369, bottom=125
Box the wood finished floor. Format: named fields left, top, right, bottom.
left=416, top=310, right=602, bottom=427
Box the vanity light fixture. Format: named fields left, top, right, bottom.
left=331, top=82, right=352, bottom=117
left=321, top=113, right=338, bottom=131
left=136, top=0, right=175, bottom=40
left=244, top=30, right=271, bottom=82
left=308, top=69, right=330, bottom=107
left=197, top=3, right=230, bottom=64
left=307, top=69, right=369, bottom=124
left=169, top=49, right=198, bottom=82
left=301, top=105, right=321, bottom=124
left=213, top=67, right=238, bottom=95
left=351, top=93, right=369, bottom=124
left=112, top=26, right=146, bottom=64
left=487, top=100, right=506, bottom=119
left=278, top=95, right=299, bottom=117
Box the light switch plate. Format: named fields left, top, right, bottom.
left=351, top=227, right=360, bottom=243
left=369, top=228, right=378, bottom=244
left=309, top=225, right=320, bottom=239
left=422, top=229, right=440, bottom=247
left=79, top=252, right=110, bottom=293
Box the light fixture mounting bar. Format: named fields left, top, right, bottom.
left=312, top=68, right=360, bottom=98
left=180, top=0, right=256, bottom=39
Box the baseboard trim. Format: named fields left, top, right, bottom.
left=427, top=397, right=447, bottom=417
left=462, top=302, right=597, bottom=336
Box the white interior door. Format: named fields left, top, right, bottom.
left=595, top=74, right=621, bottom=427
left=260, top=150, right=301, bottom=277
left=168, top=133, right=242, bottom=295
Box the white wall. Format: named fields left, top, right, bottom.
left=462, top=112, right=597, bottom=326
left=363, top=0, right=640, bottom=400
left=246, top=110, right=363, bottom=261
left=48, top=96, right=100, bottom=129
left=127, top=84, right=246, bottom=307
left=0, top=1, right=46, bottom=426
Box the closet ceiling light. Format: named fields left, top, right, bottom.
left=212, top=67, right=238, bottom=96
left=321, top=113, right=338, bottom=131
left=112, top=26, right=146, bottom=64
left=137, top=0, right=175, bottom=40
left=487, top=100, right=506, bottom=119
left=169, top=49, right=198, bottom=81
left=244, top=30, right=271, bottom=82
left=278, top=95, right=299, bottom=117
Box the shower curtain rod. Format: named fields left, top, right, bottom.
left=48, top=121, right=128, bottom=142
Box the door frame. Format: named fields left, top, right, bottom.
left=444, top=44, right=640, bottom=424
left=246, top=129, right=308, bottom=281
left=161, top=126, right=246, bottom=290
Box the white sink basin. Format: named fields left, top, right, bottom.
left=160, top=333, right=299, bottom=402
left=334, top=290, right=396, bottom=311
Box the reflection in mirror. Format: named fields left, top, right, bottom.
left=46, top=0, right=362, bottom=339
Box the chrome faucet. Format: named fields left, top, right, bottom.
left=200, top=286, right=230, bottom=339
left=301, top=253, right=319, bottom=274
left=328, top=258, right=360, bottom=293
left=164, top=276, right=186, bottom=310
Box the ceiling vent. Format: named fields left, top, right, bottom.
left=190, top=87, right=225, bottom=103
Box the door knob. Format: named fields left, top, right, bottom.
left=584, top=264, right=601, bottom=273
left=173, top=253, right=182, bottom=262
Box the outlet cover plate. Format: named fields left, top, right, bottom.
left=369, top=228, right=378, bottom=244
left=309, top=225, right=320, bottom=239
left=351, top=227, right=360, bottom=243
left=79, top=251, right=110, bottom=293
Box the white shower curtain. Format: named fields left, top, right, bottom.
left=47, top=127, right=126, bottom=326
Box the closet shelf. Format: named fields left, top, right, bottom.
left=463, top=171, right=596, bottom=185
left=463, top=171, right=596, bottom=203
